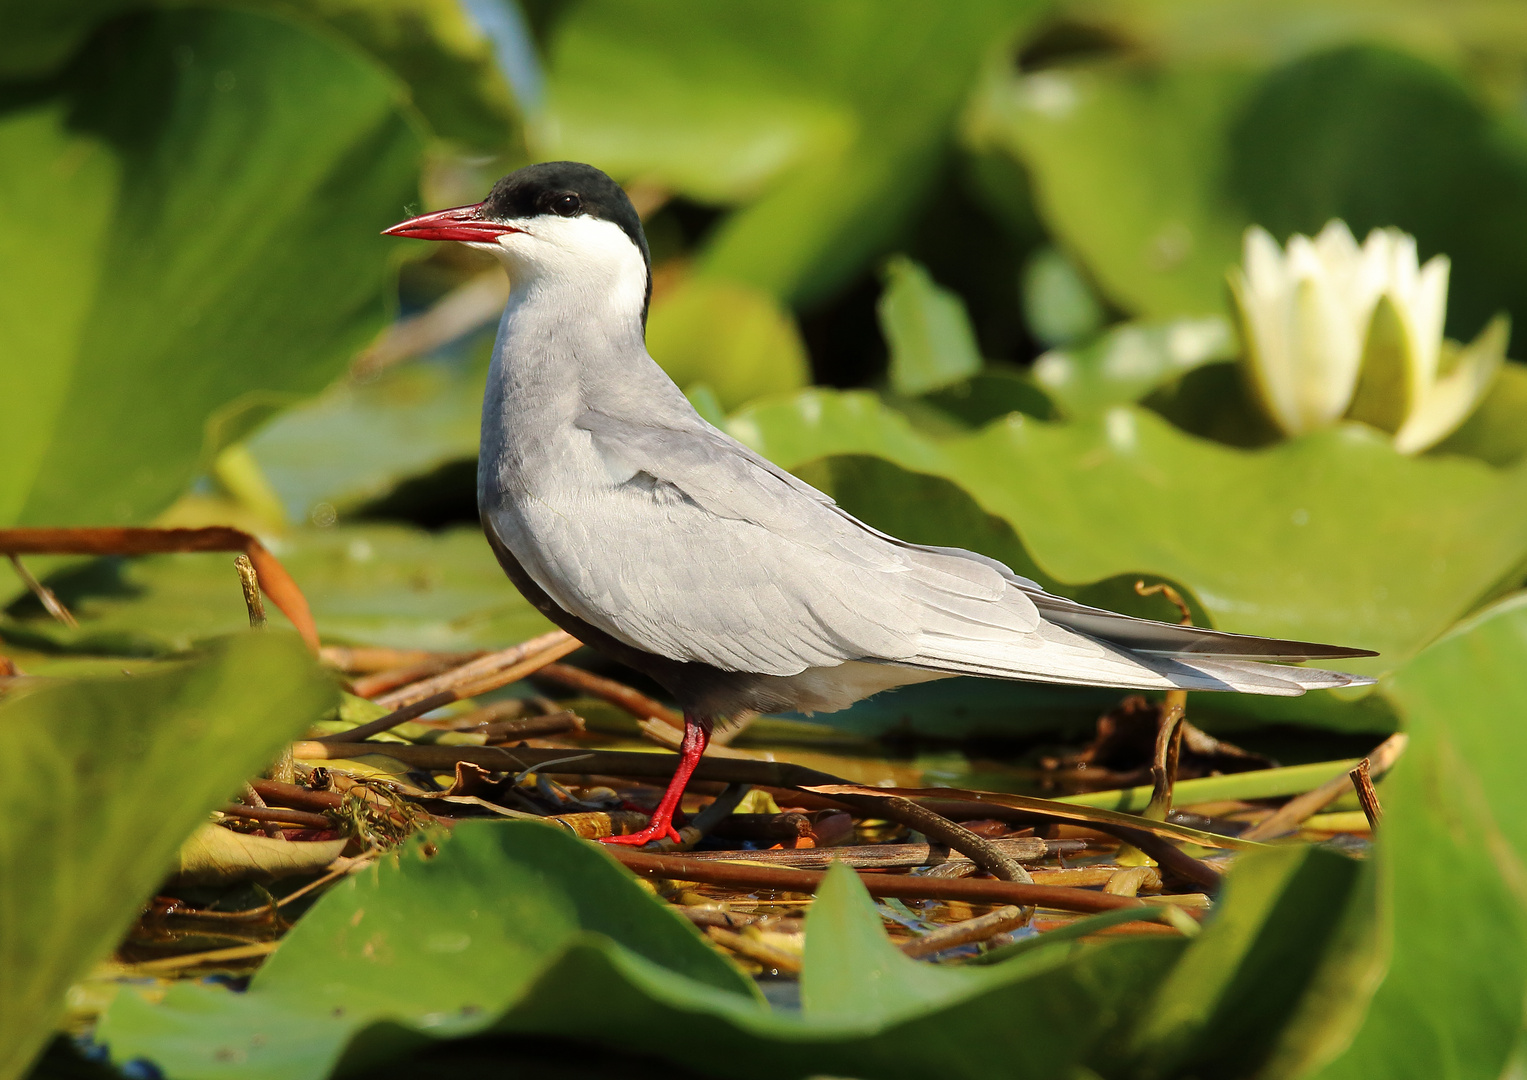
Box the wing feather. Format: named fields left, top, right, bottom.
left=489, top=406, right=1370, bottom=696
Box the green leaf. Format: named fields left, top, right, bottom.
left=100, top=815, right=1189, bottom=1080
left=0, top=632, right=338, bottom=1080
left=968, top=63, right=1252, bottom=319
left=919, top=369, right=1058, bottom=428
left=1021, top=245, right=1106, bottom=348
left=0, top=0, right=518, bottom=149
left=796, top=865, right=1190, bottom=1078
left=0, top=0, right=122, bottom=77
left=646, top=276, right=811, bottom=410
left=1, top=524, right=553, bottom=655
left=801, top=864, right=988, bottom=1024
left=265, top=0, right=520, bottom=149
left=1125, top=845, right=1378, bottom=1079
left=99, top=821, right=759, bottom=1080
left=247, top=352, right=488, bottom=525
left=879, top=256, right=985, bottom=398
left=0, top=7, right=423, bottom=528
left=539, top=1, right=1041, bottom=303
left=727, top=389, right=1527, bottom=669
left=1315, top=594, right=1527, bottom=1080
left=1032, top=316, right=1235, bottom=417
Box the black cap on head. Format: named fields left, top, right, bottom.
left=481, top=161, right=650, bottom=321
left=482, top=162, right=648, bottom=264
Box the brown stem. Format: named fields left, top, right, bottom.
left=316, top=640, right=582, bottom=744
left=902, top=905, right=1029, bottom=958
left=1091, top=822, right=1222, bottom=892
left=219, top=804, right=334, bottom=830
left=239, top=783, right=284, bottom=839
left=351, top=654, right=482, bottom=699
left=321, top=646, right=473, bottom=674
left=315, top=690, right=458, bottom=744
left=604, top=848, right=1170, bottom=916
left=234, top=554, right=267, bottom=629
left=826, top=791, right=1033, bottom=884
left=1350, top=758, right=1383, bottom=830
left=7, top=553, right=78, bottom=628
left=678, top=836, right=1080, bottom=871
left=0, top=526, right=317, bottom=652
left=1144, top=694, right=1187, bottom=821
left=704, top=926, right=802, bottom=974
left=1242, top=733, right=1407, bottom=841
left=249, top=778, right=344, bottom=812
left=1134, top=579, right=1194, bottom=625
left=533, top=662, right=684, bottom=730
left=483, top=711, right=584, bottom=742
left=372, top=631, right=580, bottom=709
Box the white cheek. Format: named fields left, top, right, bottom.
left=492, top=217, right=646, bottom=318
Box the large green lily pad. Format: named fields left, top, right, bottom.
left=0, top=632, right=337, bottom=1080
left=1313, top=593, right=1527, bottom=1079
left=0, top=7, right=423, bottom=529
left=727, top=389, right=1527, bottom=670
left=101, top=819, right=1187, bottom=1080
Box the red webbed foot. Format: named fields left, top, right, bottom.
left=599, top=820, right=683, bottom=846
left=596, top=712, right=712, bottom=848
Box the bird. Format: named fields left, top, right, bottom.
left=385, top=161, right=1376, bottom=847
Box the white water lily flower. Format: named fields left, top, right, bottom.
left=1230, top=220, right=1507, bottom=453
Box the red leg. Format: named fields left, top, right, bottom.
left=602, top=713, right=712, bottom=846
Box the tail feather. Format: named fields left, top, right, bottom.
left=901, top=602, right=1374, bottom=697
left=1024, top=590, right=1377, bottom=662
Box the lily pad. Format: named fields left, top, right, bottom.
left=727, top=389, right=1527, bottom=670
left=0, top=7, right=423, bottom=528
left=247, top=350, right=488, bottom=526
left=1315, top=593, right=1527, bottom=1079
left=879, top=256, right=985, bottom=398
left=100, top=819, right=1191, bottom=1080
left=0, top=632, right=337, bottom=1080
left=1433, top=360, right=1527, bottom=467
left=967, top=62, right=1251, bottom=319
left=99, top=806, right=1405, bottom=1080
left=0, top=0, right=518, bottom=149
left=1032, top=316, right=1235, bottom=418
left=99, top=823, right=757, bottom=1080
left=1, top=524, right=551, bottom=655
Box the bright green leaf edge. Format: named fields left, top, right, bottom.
left=0, top=632, right=338, bottom=1080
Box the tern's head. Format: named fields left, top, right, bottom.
left=384, top=161, right=651, bottom=322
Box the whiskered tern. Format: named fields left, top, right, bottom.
left=386, top=162, right=1374, bottom=847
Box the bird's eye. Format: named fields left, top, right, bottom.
left=552, top=193, right=582, bottom=217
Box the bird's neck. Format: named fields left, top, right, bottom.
left=479, top=261, right=695, bottom=477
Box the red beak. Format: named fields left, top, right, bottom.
left=382, top=203, right=523, bottom=243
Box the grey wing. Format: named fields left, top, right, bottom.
left=519, top=409, right=1042, bottom=677
left=564, top=410, right=1371, bottom=694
